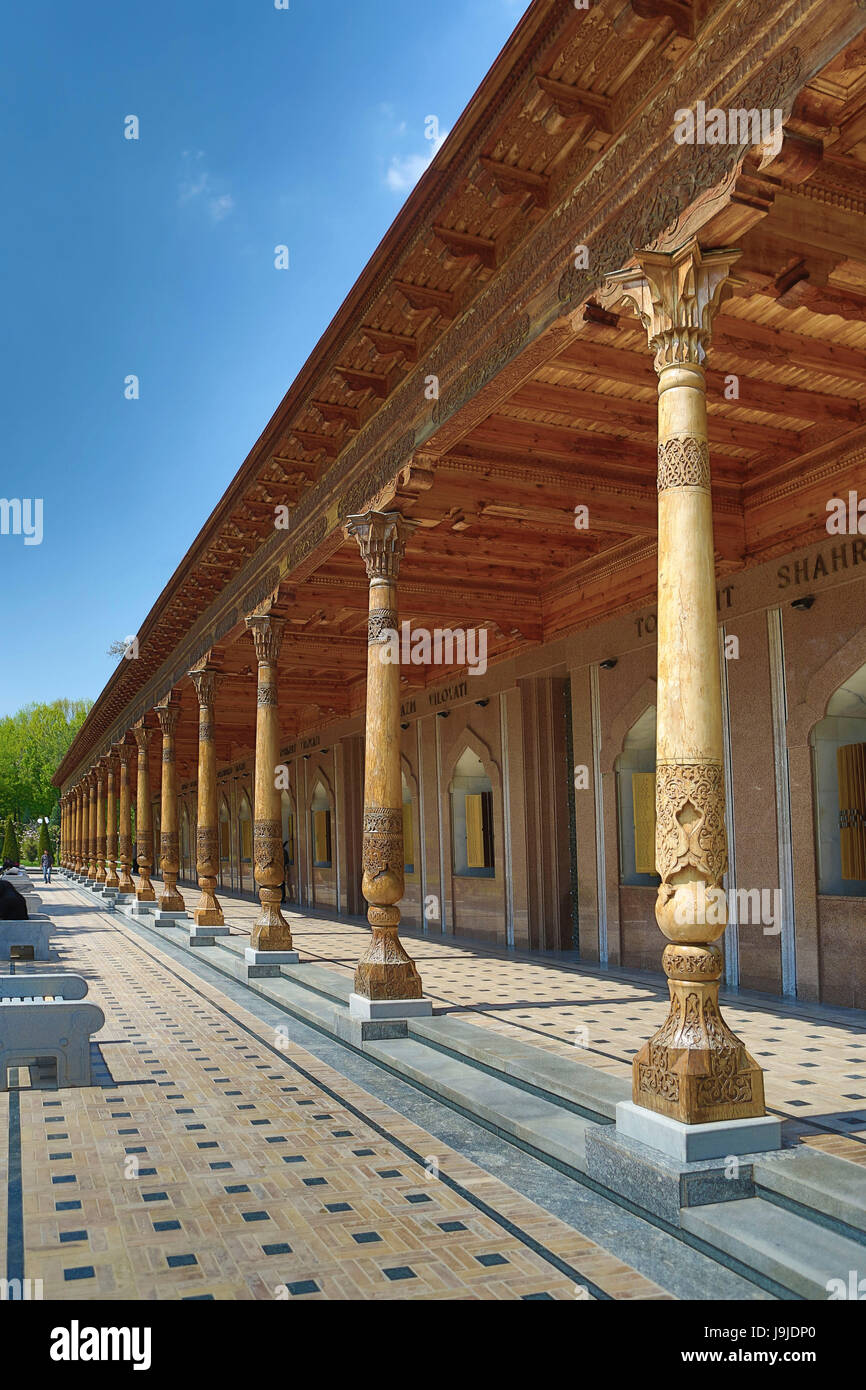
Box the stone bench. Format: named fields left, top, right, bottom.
left=0, top=914, right=53, bottom=961
left=0, top=973, right=104, bottom=1089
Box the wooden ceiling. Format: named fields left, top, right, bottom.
left=57, top=0, right=866, bottom=789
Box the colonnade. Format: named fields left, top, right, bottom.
left=57, top=239, right=767, bottom=1127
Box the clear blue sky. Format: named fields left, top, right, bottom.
left=0, top=0, right=530, bottom=717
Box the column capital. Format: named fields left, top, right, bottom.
left=189, top=664, right=222, bottom=708
left=132, top=722, right=153, bottom=752
left=603, top=238, right=741, bottom=372
left=155, top=699, right=181, bottom=737
left=345, top=509, right=418, bottom=580
left=245, top=613, right=283, bottom=666
left=114, top=740, right=134, bottom=768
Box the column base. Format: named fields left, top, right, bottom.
left=150, top=909, right=189, bottom=924
left=349, top=993, right=432, bottom=1020
left=158, top=894, right=186, bottom=912
left=193, top=908, right=225, bottom=927
left=616, top=1100, right=781, bottom=1162
left=189, top=925, right=230, bottom=947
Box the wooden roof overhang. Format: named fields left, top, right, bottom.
left=56, top=0, right=866, bottom=791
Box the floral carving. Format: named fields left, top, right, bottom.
left=657, top=436, right=710, bottom=492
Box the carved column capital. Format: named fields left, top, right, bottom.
left=245, top=613, right=283, bottom=666
left=132, top=723, right=153, bottom=753
left=190, top=665, right=222, bottom=709
left=345, top=509, right=418, bottom=580
left=114, top=741, right=133, bottom=770
left=155, top=700, right=181, bottom=738
left=603, top=238, right=741, bottom=372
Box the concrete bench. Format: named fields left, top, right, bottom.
left=0, top=973, right=104, bottom=1089
left=0, top=915, right=53, bottom=961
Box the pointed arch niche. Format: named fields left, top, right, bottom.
left=442, top=729, right=504, bottom=942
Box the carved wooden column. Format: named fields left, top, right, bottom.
left=133, top=724, right=156, bottom=902
left=155, top=700, right=185, bottom=912
left=345, top=510, right=430, bottom=1016
left=94, top=759, right=107, bottom=884
left=74, top=785, right=83, bottom=873
left=244, top=610, right=294, bottom=952
left=608, top=239, right=764, bottom=1125
left=105, top=753, right=119, bottom=888
left=62, top=796, right=69, bottom=868
left=190, top=665, right=224, bottom=926
left=116, top=743, right=136, bottom=893
left=86, top=772, right=98, bottom=879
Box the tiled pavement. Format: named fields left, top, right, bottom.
left=158, top=879, right=866, bottom=1168
left=3, top=878, right=681, bottom=1302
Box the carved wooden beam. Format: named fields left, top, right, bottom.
left=361, top=327, right=418, bottom=363
left=393, top=280, right=456, bottom=318
left=479, top=156, right=549, bottom=209
left=534, top=76, right=614, bottom=133
left=334, top=366, right=392, bottom=398
left=432, top=225, right=497, bottom=270
left=291, top=429, right=341, bottom=458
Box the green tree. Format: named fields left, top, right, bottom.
left=0, top=698, right=92, bottom=823
left=2, top=816, right=20, bottom=865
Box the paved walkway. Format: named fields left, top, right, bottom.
left=165, top=877, right=866, bottom=1167
left=3, top=878, right=676, bottom=1301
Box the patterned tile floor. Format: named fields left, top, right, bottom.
left=159, top=877, right=866, bottom=1167
left=3, top=878, right=676, bottom=1301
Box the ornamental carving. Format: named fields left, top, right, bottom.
left=363, top=807, right=403, bottom=836
left=199, top=720, right=214, bottom=742
left=431, top=313, right=531, bottom=426
left=246, top=613, right=283, bottom=666
left=655, top=762, right=727, bottom=888
left=161, top=830, right=178, bottom=859
left=346, top=512, right=416, bottom=580
left=190, top=667, right=221, bottom=709
left=657, top=436, right=710, bottom=492
left=257, top=685, right=278, bottom=707
left=155, top=703, right=181, bottom=738
left=253, top=819, right=282, bottom=873
left=368, top=608, right=398, bottom=643
left=118, top=834, right=131, bottom=859
left=197, top=825, right=219, bottom=871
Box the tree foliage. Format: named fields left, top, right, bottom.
left=0, top=699, right=92, bottom=823
left=2, top=815, right=20, bottom=865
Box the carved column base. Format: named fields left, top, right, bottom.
left=355, top=908, right=423, bottom=1000
left=251, top=886, right=294, bottom=951
left=194, top=875, right=224, bottom=927
left=105, top=866, right=119, bottom=889
left=136, top=873, right=156, bottom=902
left=159, top=874, right=185, bottom=912
left=95, top=866, right=107, bottom=884
left=118, top=868, right=135, bottom=893
left=633, top=968, right=765, bottom=1125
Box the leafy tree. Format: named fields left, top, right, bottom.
left=0, top=698, right=92, bottom=824
left=2, top=816, right=20, bottom=865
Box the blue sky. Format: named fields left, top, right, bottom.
left=0, top=0, right=530, bottom=717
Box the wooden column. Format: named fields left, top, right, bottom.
left=345, top=510, right=425, bottom=1005
left=609, top=239, right=764, bottom=1124
left=105, top=753, right=119, bottom=888
left=75, top=784, right=83, bottom=873
left=244, top=610, right=293, bottom=950
left=87, top=772, right=98, bottom=879
left=116, top=743, right=136, bottom=893
left=133, top=724, right=156, bottom=901
left=155, top=700, right=185, bottom=911
left=190, top=665, right=224, bottom=927
left=95, top=760, right=108, bottom=883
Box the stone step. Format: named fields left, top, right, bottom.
left=754, top=1147, right=866, bottom=1239
left=364, top=1035, right=595, bottom=1172
left=681, top=1196, right=866, bottom=1299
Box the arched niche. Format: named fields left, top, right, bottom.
left=310, top=778, right=333, bottom=868
left=810, top=659, right=866, bottom=897
left=449, top=745, right=495, bottom=879
left=614, top=704, right=659, bottom=888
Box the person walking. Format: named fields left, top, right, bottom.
left=41, top=847, right=52, bottom=884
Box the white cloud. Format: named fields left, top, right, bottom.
left=178, top=151, right=234, bottom=221
left=384, top=128, right=449, bottom=193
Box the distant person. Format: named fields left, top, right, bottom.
left=41, top=848, right=52, bottom=883
left=0, top=878, right=28, bottom=920
left=281, top=840, right=290, bottom=904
